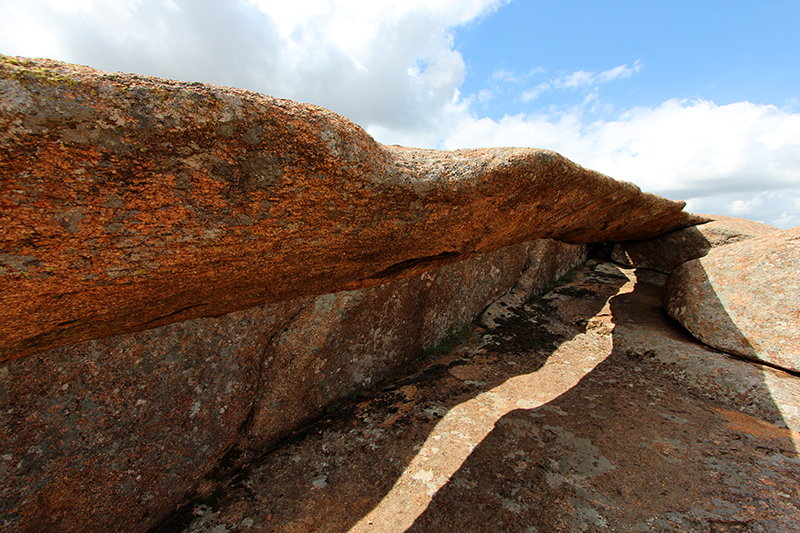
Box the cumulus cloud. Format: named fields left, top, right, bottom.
left=440, top=99, right=800, bottom=228
left=1, top=1, right=798, bottom=227
left=0, top=0, right=506, bottom=132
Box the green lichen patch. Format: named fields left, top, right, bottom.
left=422, top=322, right=475, bottom=359
left=0, top=55, right=80, bottom=88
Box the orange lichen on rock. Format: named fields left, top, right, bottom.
left=0, top=55, right=706, bottom=362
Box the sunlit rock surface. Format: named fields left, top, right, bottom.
left=0, top=239, right=587, bottom=533
left=1, top=55, right=704, bottom=361
left=3, top=55, right=789, bottom=533
left=663, top=226, right=800, bottom=374
left=174, top=261, right=800, bottom=533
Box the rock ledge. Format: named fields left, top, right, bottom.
left=0, top=55, right=704, bottom=362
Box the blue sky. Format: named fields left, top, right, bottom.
left=1, top=0, right=799, bottom=227
left=456, top=1, right=800, bottom=118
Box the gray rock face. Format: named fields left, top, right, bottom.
left=176, top=260, right=800, bottom=533
left=0, top=300, right=304, bottom=533
left=663, top=226, right=800, bottom=373
left=0, top=238, right=586, bottom=533
left=240, top=239, right=587, bottom=454
left=611, top=214, right=778, bottom=273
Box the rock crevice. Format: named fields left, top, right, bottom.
left=0, top=237, right=587, bottom=533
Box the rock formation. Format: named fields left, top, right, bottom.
left=663, top=226, right=800, bottom=373
left=0, top=55, right=704, bottom=362
left=1, top=55, right=796, bottom=533
left=0, top=238, right=587, bottom=533
left=610, top=214, right=778, bottom=273
left=174, top=260, right=800, bottom=533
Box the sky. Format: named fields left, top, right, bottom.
left=1, top=0, right=799, bottom=228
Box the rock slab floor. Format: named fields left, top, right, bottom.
left=168, top=260, right=800, bottom=533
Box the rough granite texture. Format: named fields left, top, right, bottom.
left=0, top=238, right=587, bottom=533
left=607, top=267, right=800, bottom=431
left=0, top=55, right=704, bottom=362
left=175, top=261, right=800, bottom=533
left=610, top=214, right=778, bottom=273
left=663, top=226, right=800, bottom=373
left=240, top=239, right=588, bottom=456
left=0, top=299, right=306, bottom=533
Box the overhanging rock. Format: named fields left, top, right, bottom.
left=0, top=238, right=588, bottom=533
left=1, top=55, right=705, bottom=362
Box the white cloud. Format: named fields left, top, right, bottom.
left=440, top=99, right=800, bottom=228
left=518, top=61, right=642, bottom=106
left=554, top=62, right=642, bottom=88
left=473, top=89, right=494, bottom=104
left=687, top=188, right=800, bottom=228
left=557, top=70, right=595, bottom=89
left=1, top=1, right=798, bottom=228
left=520, top=82, right=550, bottom=102
left=0, top=0, right=506, bottom=132
left=595, top=60, right=642, bottom=83
left=490, top=68, right=517, bottom=82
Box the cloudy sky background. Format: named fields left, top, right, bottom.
left=2, top=0, right=799, bottom=227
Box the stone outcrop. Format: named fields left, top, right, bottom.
left=0, top=300, right=304, bottom=533
left=610, top=214, right=778, bottom=273
left=6, top=54, right=787, bottom=533
left=174, top=260, right=800, bottom=533
left=663, top=226, right=800, bottom=373
left=0, top=238, right=587, bottom=533
left=0, top=55, right=705, bottom=362
left=240, top=239, right=588, bottom=455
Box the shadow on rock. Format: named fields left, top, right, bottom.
left=408, top=264, right=800, bottom=532
left=662, top=226, right=800, bottom=376
left=168, top=261, right=800, bottom=532
left=168, top=263, right=628, bottom=533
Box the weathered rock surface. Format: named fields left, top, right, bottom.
left=0, top=55, right=704, bottom=362
left=239, top=239, right=587, bottom=456
left=610, top=214, right=778, bottom=273
left=0, top=300, right=304, bottom=533
left=0, top=238, right=587, bottom=533
left=480, top=242, right=591, bottom=328
left=609, top=267, right=800, bottom=430
left=663, top=226, right=800, bottom=373
left=173, top=261, right=800, bottom=533
left=5, top=54, right=787, bottom=533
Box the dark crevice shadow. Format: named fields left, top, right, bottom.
left=166, top=261, right=629, bottom=533
left=371, top=252, right=462, bottom=280
left=604, top=224, right=714, bottom=273
left=406, top=265, right=800, bottom=532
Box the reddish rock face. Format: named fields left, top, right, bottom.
left=663, top=226, right=800, bottom=373
left=173, top=260, right=800, bottom=533
left=611, top=214, right=778, bottom=273
left=0, top=55, right=704, bottom=363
